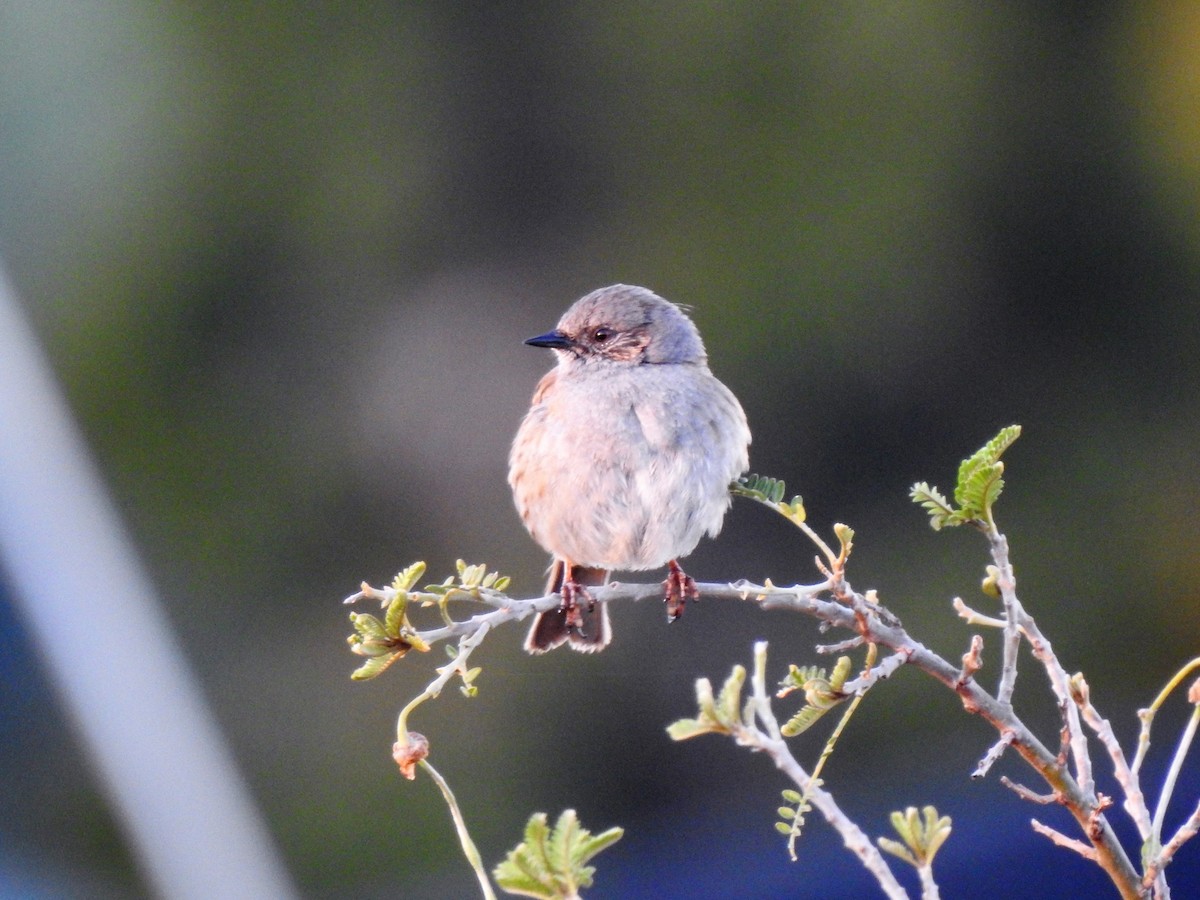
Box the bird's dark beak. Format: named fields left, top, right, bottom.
left=524, top=330, right=574, bottom=350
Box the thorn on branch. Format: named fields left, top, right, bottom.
left=1087, top=794, right=1114, bottom=841
left=1000, top=776, right=1059, bottom=805
left=1030, top=818, right=1099, bottom=860
left=958, top=635, right=984, bottom=687
left=972, top=732, right=1014, bottom=780
left=816, top=636, right=864, bottom=654
left=1150, top=796, right=1200, bottom=884
left=1056, top=702, right=1072, bottom=767
left=953, top=596, right=1007, bottom=629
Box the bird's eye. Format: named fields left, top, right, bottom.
left=592, top=327, right=614, bottom=343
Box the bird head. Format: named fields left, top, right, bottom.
left=525, top=284, right=707, bottom=367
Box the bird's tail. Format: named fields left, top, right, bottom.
left=524, top=560, right=611, bottom=653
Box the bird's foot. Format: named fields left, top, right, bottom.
left=560, top=579, right=594, bottom=634
left=663, top=559, right=699, bottom=621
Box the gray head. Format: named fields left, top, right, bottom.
left=525, top=284, right=707, bottom=366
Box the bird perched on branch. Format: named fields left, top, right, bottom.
left=509, top=284, right=751, bottom=652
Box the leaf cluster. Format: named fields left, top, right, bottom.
left=346, top=563, right=431, bottom=680
left=425, top=559, right=512, bottom=597
left=346, top=560, right=511, bottom=680
left=877, top=806, right=952, bottom=869
left=910, top=425, right=1021, bottom=531
left=732, top=474, right=807, bottom=527
left=666, top=665, right=748, bottom=741
left=443, top=642, right=484, bottom=698
left=775, top=788, right=813, bottom=844
left=493, top=810, right=623, bottom=899
left=777, top=656, right=852, bottom=738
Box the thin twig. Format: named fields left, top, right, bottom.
left=421, top=760, right=498, bottom=900
left=917, top=863, right=941, bottom=900
left=987, top=536, right=1096, bottom=802
left=953, top=596, right=1008, bottom=630
left=396, top=623, right=491, bottom=745
left=816, top=636, right=865, bottom=654
left=1031, top=819, right=1099, bottom=860
left=1072, top=673, right=1153, bottom=841
left=1132, top=658, right=1200, bottom=776
left=1148, top=797, right=1200, bottom=888
left=986, top=531, right=1022, bottom=710
left=1152, top=705, right=1200, bottom=844
left=1000, top=776, right=1057, bottom=805
left=958, top=635, right=984, bottom=687
left=973, top=732, right=1014, bottom=780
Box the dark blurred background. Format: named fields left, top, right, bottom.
left=3, top=3, right=1200, bottom=898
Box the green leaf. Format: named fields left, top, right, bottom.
left=572, top=827, right=624, bottom=866
left=349, top=612, right=388, bottom=641
left=732, top=473, right=787, bottom=504
left=912, top=426, right=1021, bottom=530
left=717, top=665, right=747, bottom=725
left=391, top=561, right=426, bottom=593
left=695, top=677, right=717, bottom=720
left=547, top=810, right=576, bottom=874
left=779, top=664, right=827, bottom=695
left=780, top=705, right=828, bottom=737
left=957, top=461, right=1003, bottom=519
left=350, top=651, right=402, bottom=681
left=954, top=425, right=1020, bottom=517
left=665, top=717, right=713, bottom=741
left=828, top=655, right=852, bottom=692
left=877, top=836, right=916, bottom=865
left=384, top=594, right=408, bottom=636
left=779, top=495, right=806, bottom=524
left=776, top=657, right=852, bottom=737
left=494, top=810, right=622, bottom=899
left=909, top=481, right=960, bottom=531
left=981, top=564, right=1001, bottom=598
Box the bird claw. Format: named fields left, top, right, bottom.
left=560, top=580, right=594, bottom=635
left=663, top=559, right=698, bottom=621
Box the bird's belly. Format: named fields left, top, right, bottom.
left=525, top=444, right=723, bottom=571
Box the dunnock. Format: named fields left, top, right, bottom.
left=509, top=284, right=750, bottom=652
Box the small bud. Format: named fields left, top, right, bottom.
left=981, top=565, right=1001, bottom=599
left=1070, top=673, right=1090, bottom=706
left=1188, top=677, right=1200, bottom=706
left=393, top=732, right=430, bottom=780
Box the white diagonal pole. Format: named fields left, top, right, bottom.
left=0, top=263, right=297, bottom=900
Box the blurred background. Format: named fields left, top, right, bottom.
left=2, top=2, right=1200, bottom=897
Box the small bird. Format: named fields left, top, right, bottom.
left=509, top=284, right=751, bottom=652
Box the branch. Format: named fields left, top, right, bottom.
left=1148, top=798, right=1200, bottom=889
left=1030, top=819, right=1099, bottom=861
left=841, top=650, right=910, bottom=694
left=737, top=643, right=909, bottom=900
left=986, top=531, right=1023, bottom=710
left=346, top=567, right=1144, bottom=897
left=1004, top=587, right=1096, bottom=802
left=974, top=733, right=1014, bottom=780
left=1071, top=673, right=1153, bottom=841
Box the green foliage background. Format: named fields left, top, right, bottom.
left=2, top=3, right=1200, bottom=896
